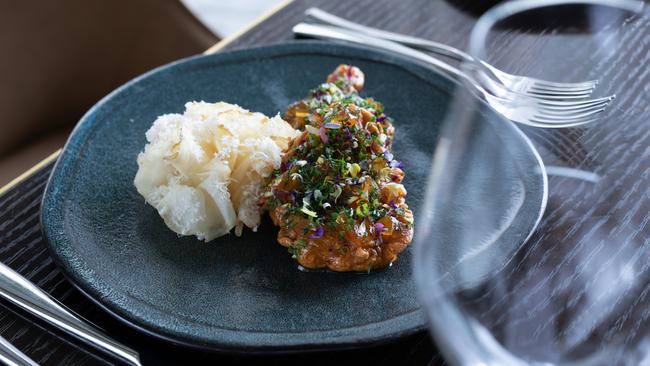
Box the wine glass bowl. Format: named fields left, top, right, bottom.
left=413, top=1, right=647, bottom=365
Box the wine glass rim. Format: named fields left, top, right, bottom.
left=469, top=0, right=645, bottom=60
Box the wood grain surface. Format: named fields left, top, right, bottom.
left=1, top=0, right=647, bottom=364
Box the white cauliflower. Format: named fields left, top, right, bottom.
left=134, top=101, right=299, bottom=241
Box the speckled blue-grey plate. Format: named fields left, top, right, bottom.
left=41, top=42, right=546, bottom=352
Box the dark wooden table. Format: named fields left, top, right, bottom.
left=2, top=0, right=649, bottom=364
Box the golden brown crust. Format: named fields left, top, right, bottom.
left=270, top=207, right=413, bottom=272
left=263, top=64, right=413, bottom=272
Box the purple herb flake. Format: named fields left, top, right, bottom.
left=318, top=127, right=328, bottom=144
left=309, top=226, right=325, bottom=239
left=281, top=160, right=293, bottom=171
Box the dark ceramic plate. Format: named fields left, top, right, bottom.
left=41, top=42, right=546, bottom=352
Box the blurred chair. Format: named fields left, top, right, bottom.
left=0, top=0, right=218, bottom=185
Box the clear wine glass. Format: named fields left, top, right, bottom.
left=413, top=0, right=647, bottom=364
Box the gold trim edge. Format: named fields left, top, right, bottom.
left=0, top=149, right=62, bottom=197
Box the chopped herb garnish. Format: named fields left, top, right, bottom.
left=288, top=239, right=307, bottom=258
left=301, top=207, right=318, bottom=218
left=262, top=64, right=414, bottom=271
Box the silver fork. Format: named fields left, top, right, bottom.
left=0, top=335, right=39, bottom=366
left=0, top=262, right=141, bottom=366
left=293, top=23, right=614, bottom=128
left=305, top=8, right=598, bottom=100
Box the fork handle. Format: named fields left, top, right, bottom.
left=0, top=262, right=141, bottom=366
left=293, top=22, right=471, bottom=84
left=305, top=8, right=474, bottom=62
left=0, top=335, right=39, bottom=366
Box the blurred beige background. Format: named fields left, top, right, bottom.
left=0, top=1, right=280, bottom=187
